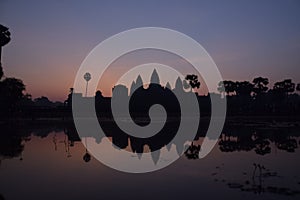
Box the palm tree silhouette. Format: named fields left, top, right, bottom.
left=0, top=24, right=11, bottom=79
left=185, top=74, right=200, bottom=92
left=84, top=72, right=91, bottom=97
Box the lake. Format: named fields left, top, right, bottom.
left=1, top=119, right=300, bottom=200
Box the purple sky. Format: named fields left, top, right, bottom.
left=1, top=0, right=300, bottom=101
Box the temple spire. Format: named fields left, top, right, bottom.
left=150, top=69, right=160, bottom=84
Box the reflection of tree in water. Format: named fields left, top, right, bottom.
left=217, top=127, right=299, bottom=155
left=218, top=131, right=256, bottom=153
left=83, top=137, right=91, bottom=163
left=275, top=134, right=298, bottom=152
left=63, top=126, right=81, bottom=158
left=184, top=142, right=200, bottom=159
left=253, top=132, right=271, bottom=155
left=83, top=151, right=91, bottom=162
left=0, top=135, right=24, bottom=160
left=0, top=125, right=31, bottom=163
left=52, top=133, right=57, bottom=151
left=0, top=123, right=87, bottom=163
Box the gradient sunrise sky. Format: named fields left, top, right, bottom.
left=1, top=0, right=300, bottom=101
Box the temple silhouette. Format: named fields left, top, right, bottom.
left=64, top=69, right=212, bottom=117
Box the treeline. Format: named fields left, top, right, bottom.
left=217, top=77, right=300, bottom=115
left=1, top=73, right=300, bottom=120
left=0, top=24, right=65, bottom=120
left=0, top=65, right=65, bottom=119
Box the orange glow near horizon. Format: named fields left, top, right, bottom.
left=2, top=0, right=300, bottom=102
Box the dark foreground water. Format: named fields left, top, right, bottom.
left=1, top=119, right=300, bottom=200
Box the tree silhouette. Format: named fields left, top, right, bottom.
left=217, top=81, right=225, bottom=96
left=252, top=77, right=269, bottom=97
left=273, top=79, right=295, bottom=96
left=34, top=96, right=54, bottom=107
left=185, top=74, right=200, bottom=92
left=0, top=25, right=28, bottom=118
left=1, top=78, right=25, bottom=98
left=0, top=24, right=11, bottom=61
left=296, top=83, right=300, bottom=92
left=0, top=64, right=3, bottom=80
left=235, top=81, right=253, bottom=97
left=234, top=81, right=254, bottom=113
left=0, top=77, right=26, bottom=116
left=0, top=24, right=11, bottom=80
left=217, top=80, right=236, bottom=96
left=184, top=142, right=201, bottom=159
left=64, top=88, right=74, bottom=107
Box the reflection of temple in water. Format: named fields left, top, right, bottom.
left=0, top=122, right=300, bottom=164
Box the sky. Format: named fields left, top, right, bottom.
left=1, top=0, right=300, bottom=101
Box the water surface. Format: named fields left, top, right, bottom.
left=1, top=120, right=300, bottom=200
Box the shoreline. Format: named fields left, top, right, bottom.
left=0, top=115, right=299, bottom=125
